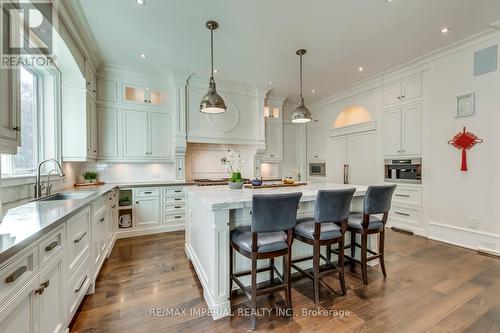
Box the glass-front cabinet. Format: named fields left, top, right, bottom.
left=123, top=85, right=169, bottom=107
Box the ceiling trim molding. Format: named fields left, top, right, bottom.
left=56, top=0, right=101, bottom=69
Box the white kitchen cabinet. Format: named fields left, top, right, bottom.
left=134, top=189, right=161, bottom=228
left=85, top=60, right=97, bottom=101
left=0, top=277, right=39, bottom=333
left=91, top=197, right=109, bottom=279
left=383, top=104, right=422, bottom=156
left=262, top=118, right=282, bottom=162
left=38, top=254, right=64, bottom=333
left=307, top=120, right=326, bottom=160
left=122, top=110, right=172, bottom=159
left=383, top=74, right=422, bottom=107
left=97, top=107, right=118, bottom=158
left=122, top=110, right=148, bottom=158
left=123, top=84, right=169, bottom=107
left=0, top=68, right=20, bottom=154
left=88, top=96, right=98, bottom=159
left=327, top=130, right=377, bottom=185
left=62, top=90, right=97, bottom=162
left=149, top=113, right=172, bottom=158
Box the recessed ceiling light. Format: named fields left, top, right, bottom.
left=358, top=66, right=364, bottom=72
left=312, top=89, right=316, bottom=93
left=441, top=27, right=450, bottom=34
left=136, top=0, right=146, bottom=5
left=213, top=69, right=218, bottom=74
left=268, top=81, right=273, bottom=85
left=140, top=53, right=147, bottom=59
left=385, top=0, right=393, bottom=3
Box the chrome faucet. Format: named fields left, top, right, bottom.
left=34, top=158, right=65, bottom=198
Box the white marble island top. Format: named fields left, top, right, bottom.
left=185, top=183, right=368, bottom=211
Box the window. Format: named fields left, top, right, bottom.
left=1, top=66, right=60, bottom=178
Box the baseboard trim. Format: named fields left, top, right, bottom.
left=115, top=224, right=185, bottom=240
left=428, top=222, right=500, bottom=257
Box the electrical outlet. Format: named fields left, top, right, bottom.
left=467, top=217, right=479, bottom=229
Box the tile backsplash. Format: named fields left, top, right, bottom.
left=80, top=162, right=176, bottom=183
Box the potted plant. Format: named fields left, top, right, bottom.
left=119, top=195, right=131, bottom=207
left=222, top=150, right=245, bottom=189
left=82, top=171, right=99, bottom=183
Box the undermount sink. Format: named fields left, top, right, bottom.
left=37, top=192, right=94, bottom=202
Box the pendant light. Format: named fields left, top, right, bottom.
left=200, top=20, right=226, bottom=114
left=291, top=49, right=312, bottom=123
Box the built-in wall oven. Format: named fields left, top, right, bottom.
left=384, top=158, right=422, bottom=184
left=309, top=162, right=326, bottom=177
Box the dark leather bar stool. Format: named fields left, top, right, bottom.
left=230, top=192, right=302, bottom=330
left=291, top=188, right=355, bottom=305
left=343, top=185, right=396, bottom=285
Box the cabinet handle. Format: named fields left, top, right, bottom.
left=45, top=241, right=58, bottom=252
left=144, top=99, right=147, bottom=103
left=395, top=194, right=410, bottom=198
left=395, top=211, right=410, bottom=217
left=174, top=190, right=181, bottom=193
left=75, top=276, right=88, bottom=293
left=174, top=216, right=182, bottom=219
left=112, top=205, right=116, bottom=209
left=5, top=266, right=27, bottom=283
left=401, top=95, right=406, bottom=99
left=12, top=126, right=20, bottom=132
left=136, top=201, right=139, bottom=204
left=73, top=232, right=87, bottom=243
left=93, top=90, right=96, bottom=93
left=35, top=287, right=45, bottom=295
left=174, top=198, right=181, bottom=201
left=99, top=217, right=105, bottom=223
left=144, top=191, right=152, bottom=194
left=174, top=206, right=182, bottom=209
left=41, top=280, right=50, bottom=288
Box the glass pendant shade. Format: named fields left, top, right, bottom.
left=200, top=20, right=226, bottom=114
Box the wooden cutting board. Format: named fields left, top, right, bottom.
left=244, top=182, right=307, bottom=189
left=74, top=181, right=105, bottom=187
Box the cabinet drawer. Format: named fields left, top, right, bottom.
left=92, top=196, right=107, bottom=214
left=164, top=203, right=185, bottom=213
left=164, top=195, right=185, bottom=204
left=66, top=208, right=91, bottom=278
left=390, top=205, right=422, bottom=223
left=67, top=253, right=91, bottom=320
left=39, top=227, right=63, bottom=266
left=164, top=213, right=185, bottom=223
left=0, top=247, right=38, bottom=305
left=393, top=186, right=422, bottom=206
left=135, top=188, right=160, bottom=197
left=164, top=187, right=184, bottom=197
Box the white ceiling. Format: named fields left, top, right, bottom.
left=78, top=0, right=500, bottom=102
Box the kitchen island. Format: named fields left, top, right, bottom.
left=184, top=183, right=371, bottom=319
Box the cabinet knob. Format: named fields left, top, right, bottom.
left=12, top=126, right=20, bottom=132
left=41, top=280, right=50, bottom=288
left=35, top=287, right=45, bottom=295
left=136, top=201, right=139, bottom=204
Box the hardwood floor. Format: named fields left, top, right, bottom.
left=70, top=230, right=500, bottom=333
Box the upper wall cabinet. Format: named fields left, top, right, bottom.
left=383, top=75, right=422, bottom=107
left=383, top=103, right=422, bottom=157
left=262, top=118, right=283, bottom=162
left=0, top=69, right=20, bottom=154
left=123, top=85, right=169, bottom=107
left=85, top=60, right=97, bottom=101
left=307, top=119, right=326, bottom=161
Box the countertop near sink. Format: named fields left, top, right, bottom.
left=0, top=181, right=196, bottom=265
left=0, top=184, right=118, bottom=264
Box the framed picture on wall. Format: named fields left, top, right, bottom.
left=456, top=93, right=475, bottom=118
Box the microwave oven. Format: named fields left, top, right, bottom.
left=384, top=158, right=422, bottom=184
left=309, top=163, right=326, bottom=177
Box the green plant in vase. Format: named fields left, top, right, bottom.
left=82, top=171, right=99, bottom=183
left=222, top=150, right=245, bottom=189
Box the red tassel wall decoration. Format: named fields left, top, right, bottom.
left=448, top=127, right=483, bottom=171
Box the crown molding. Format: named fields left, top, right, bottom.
left=55, top=0, right=101, bottom=69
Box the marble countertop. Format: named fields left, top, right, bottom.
left=0, top=181, right=196, bottom=264
left=185, top=183, right=368, bottom=211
